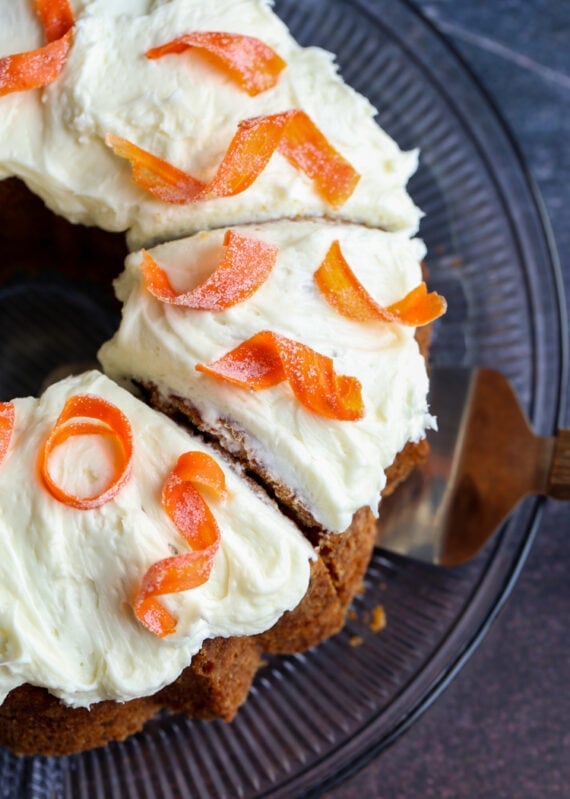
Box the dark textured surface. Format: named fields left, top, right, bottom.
left=329, top=1, right=570, bottom=797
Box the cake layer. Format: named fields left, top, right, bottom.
left=0, top=0, right=420, bottom=249
left=99, top=220, right=436, bottom=533
left=0, top=370, right=313, bottom=709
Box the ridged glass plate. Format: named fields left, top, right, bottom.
left=0, top=1, right=566, bottom=797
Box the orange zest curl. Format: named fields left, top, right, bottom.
left=146, top=31, right=286, bottom=96
left=34, top=0, right=75, bottom=42
left=141, top=230, right=278, bottom=311
left=37, top=394, right=133, bottom=510
left=133, top=451, right=226, bottom=637
left=0, top=402, right=15, bottom=467
left=314, top=240, right=447, bottom=326
left=196, top=331, right=364, bottom=421
left=106, top=110, right=359, bottom=208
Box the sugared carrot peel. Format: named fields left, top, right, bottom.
left=106, top=133, right=205, bottom=204
left=314, top=240, right=447, bottom=326
left=0, top=402, right=15, bottom=467
left=38, top=394, right=133, bottom=510
left=146, top=31, right=286, bottom=96
left=106, top=110, right=359, bottom=208
left=34, top=0, right=75, bottom=42
left=0, top=0, right=74, bottom=98
left=133, top=451, right=226, bottom=637
left=141, top=230, right=278, bottom=311
left=0, top=29, right=72, bottom=98
left=196, top=331, right=364, bottom=421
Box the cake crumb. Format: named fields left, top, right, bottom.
left=348, top=635, right=364, bottom=647
left=369, top=605, right=386, bottom=633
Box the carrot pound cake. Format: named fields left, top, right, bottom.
left=99, top=220, right=444, bottom=534
left=0, top=0, right=420, bottom=249
left=0, top=0, right=447, bottom=760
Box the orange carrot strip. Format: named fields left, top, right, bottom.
left=133, top=451, right=226, bottom=637
left=105, top=133, right=205, bottom=204
left=197, top=331, right=284, bottom=390
left=34, top=0, right=74, bottom=42
left=0, top=29, right=72, bottom=98
left=106, top=110, right=359, bottom=208
left=170, top=450, right=227, bottom=501
left=198, top=113, right=289, bottom=200
left=38, top=394, right=133, bottom=510
left=0, top=402, right=15, bottom=467
left=196, top=331, right=364, bottom=421
left=385, top=282, right=447, bottom=326
left=315, top=240, right=447, bottom=326
left=141, top=230, right=278, bottom=311
left=277, top=111, right=361, bottom=208
left=146, top=31, right=286, bottom=96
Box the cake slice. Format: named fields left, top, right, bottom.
left=0, top=0, right=420, bottom=249
left=99, top=219, right=441, bottom=534
left=1, top=369, right=373, bottom=755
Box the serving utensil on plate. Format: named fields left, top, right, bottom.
left=376, top=367, right=570, bottom=566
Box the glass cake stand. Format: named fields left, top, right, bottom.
left=0, top=0, right=566, bottom=796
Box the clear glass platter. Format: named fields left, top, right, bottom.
left=0, top=0, right=566, bottom=796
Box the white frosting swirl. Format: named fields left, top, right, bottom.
left=99, top=220, right=435, bottom=532
left=0, top=0, right=420, bottom=248
left=0, top=371, right=313, bottom=708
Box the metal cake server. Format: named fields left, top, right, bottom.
left=376, top=367, right=570, bottom=566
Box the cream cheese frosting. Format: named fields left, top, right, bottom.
left=0, top=370, right=313, bottom=708
left=0, top=0, right=421, bottom=249
left=99, top=220, right=435, bottom=533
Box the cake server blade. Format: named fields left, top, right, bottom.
left=375, top=367, right=570, bottom=566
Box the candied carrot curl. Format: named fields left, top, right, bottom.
left=0, top=402, right=15, bottom=467
left=106, top=110, right=359, bottom=208
left=0, top=29, right=72, bottom=98
left=38, top=394, right=133, bottom=510
left=34, top=0, right=75, bottom=42
left=133, top=451, right=226, bottom=637
left=196, top=331, right=364, bottom=421
left=314, top=240, right=447, bottom=326
left=146, top=31, right=286, bottom=96
left=105, top=133, right=205, bottom=204
left=141, top=230, right=278, bottom=311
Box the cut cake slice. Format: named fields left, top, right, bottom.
left=99, top=219, right=437, bottom=535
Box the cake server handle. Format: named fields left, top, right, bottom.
left=375, top=367, right=570, bottom=566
